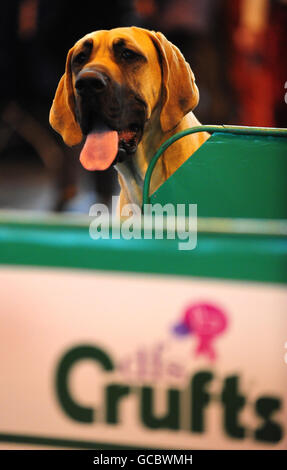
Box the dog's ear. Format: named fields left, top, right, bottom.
left=149, top=31, right=199, bottom=133
left=49, top=47, right=82, bottom=146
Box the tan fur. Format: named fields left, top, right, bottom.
left=50, top=27, right=209, bottom=209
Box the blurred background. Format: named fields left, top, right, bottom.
left=0, top=0, right=286, bottom=213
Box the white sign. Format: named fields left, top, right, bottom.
left=0, top=267, right=286, bottom=449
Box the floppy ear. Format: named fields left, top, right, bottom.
left=149, top=31, right=199, bottom=133
left=49, top=47, right=82, bottom=146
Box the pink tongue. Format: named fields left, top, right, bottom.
left=80, top=126, right=118, bottom=171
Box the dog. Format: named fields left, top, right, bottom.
left=49, top=27, right=209, bottom=210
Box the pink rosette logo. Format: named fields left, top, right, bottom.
left=173, top=302, right=228, bottom=361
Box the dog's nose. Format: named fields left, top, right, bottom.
left=75, top=70, right=108, bottom=95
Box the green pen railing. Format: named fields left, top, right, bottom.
left=142, top=125, right=287, bottom=211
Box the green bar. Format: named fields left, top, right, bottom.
left=150, top=132, right=287, bottom=219
left=0, top=432, right=151, bottom=450
left=0, top=218, right=286, bottom=284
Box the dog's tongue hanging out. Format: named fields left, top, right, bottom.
left=80, top=124, right=118, bottom=171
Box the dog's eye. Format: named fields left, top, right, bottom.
left=73, top=52, right=87, bottom=65
left=121, top=49, right=139, bottom=61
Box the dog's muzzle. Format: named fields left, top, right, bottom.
left=75, top=69, right=110, bottom=96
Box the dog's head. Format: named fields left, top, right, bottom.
left=49, top=27, right=199, bottom=171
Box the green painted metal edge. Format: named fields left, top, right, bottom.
left=0, top=219, right=286, bottom=285
left=142, top=125, right=287, bottom=210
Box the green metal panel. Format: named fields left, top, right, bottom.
left=150, top=132, right=287, bottom=219
left=0, top=217, right=286, bottom=284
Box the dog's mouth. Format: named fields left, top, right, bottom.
left=79, top=122, right=143, bottom=171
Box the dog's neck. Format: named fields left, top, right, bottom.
left=114, top=107, right=161, bottom=207
left=115, top=110, right=207, bottom=207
